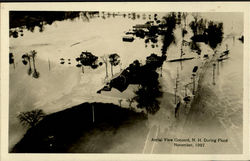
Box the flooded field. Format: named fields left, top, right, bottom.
left=9, top=11, right=244, bottom=153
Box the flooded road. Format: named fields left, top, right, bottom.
left=146, top=39, right=243, bottom=154
left=9, top=12, right=243, bottom=153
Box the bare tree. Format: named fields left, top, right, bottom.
left=30, top=50, right=40, bottom=79
left=109, top=53, right=120, bottom=77
left=27, top=55, right=32, bottom=75
left=182, top=12, right=188, bottom=27
left=118, top=99, right=122, bottom=107
left=101, top=55, right=109, bottom=78
left=17, top=109, right=46, bottom=128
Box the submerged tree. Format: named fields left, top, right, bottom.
left=134, top=84, right=162, bottom=115
left=133, top=68, right=162, bottom=115
left=131, top=12, right=136, bottom=20
left=146, top=53, right=164, bottom=70
left=17, top=109, right=46, bottom=128
left=161, top=12, right=178, bottom=57
left=27, top=55, right=32, bottom=75
left=126, top=98, right=134, bottom=109
left=109, top=53, right=120, bottom=76
left=190, top=17, right=207, bottom=37
left=76, top=51, right=99, bottom=73
left=22, top=53, right=33, bottom=76
left=26, top=54, right=33, bottom=75
left=239, top=35, right=244, bottom=43
left=80, top=51, right=98, bottom=68
left=182, top=12, right=188, bottom=27
left=189, top=16, right=208, bottom=55
left=101, top=55, right=109, bottom=78
left=189, top=14, right=199, bottom=36
left=206, top=21, right=224, bottom=51
left=38, top=22, right=45, bottom=32
left=75, top=57, right=84, bottom=73
left=9, top=53, right=15, bottom=69
left=30, top=50, right=40, bottom=79
left=118, top=99, right=123, bottom=107
left=189, top=41, right=201, bottom=55
left=22, top=54, right=28, bottom=65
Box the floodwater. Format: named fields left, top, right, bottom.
left=148, top=38, right=243, bottom=154
left=9, top=12, right=244, bottom=153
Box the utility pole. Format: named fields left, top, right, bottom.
left=180, top=60, right=183, bottom=71
left=180, top=37, right=184, bottom=70
left=101, top=56, right=108, bottom=79
left=11, top=53, right=15, bottom=69
left=48, top=59, right=51, bottom=71
left=226, top=44, right=229, bottom=58
left=82, top=66, right=84, bottom=73
left=119, top=63, right=122, bottom=72
left=185, top=85, right=187, bottom=97
left=184, top=82, right=192, bottom=97
left=212, top=63, right=216, bottom=85
left=160, top=66, right=163, bottom=77
left=192, top=73, right=196, bottom=95
left=13, top=60, right=15, bottom=69
left=92, top=104, right=95, bottom=123
left=118, top=99, right=122, bottom=107
left=217, top=60, right=220, bottom=75
left=175, top=67, right=179, bottom=104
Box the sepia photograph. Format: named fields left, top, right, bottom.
left=1, top=2, right=250, bottom=161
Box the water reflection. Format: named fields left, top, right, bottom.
left=238, top=35, right=244, bottom=43
left=9, top=11, right=99, bottom=38
left=10, top=11, right=161, bottom=39
left=21, top=50, right=40, bottom=79
left=189, top=15, right=224, bottom=55
left=9, top=52, right=16, bottom=69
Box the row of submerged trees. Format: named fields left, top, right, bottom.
left=10, top=50, right=121, bottom=80
left=21, top=50, right=40, bottom=79
left=74, top=51, right=121, bottom=78
left=9, top=50, right=40, bottom=79
left=99, top=11, right=159, bottom=21
left=189, top=14, right=224, bottom=55
left=9, top=11, right=99, bottom=38
left=10, top=11, right=163, bottom=38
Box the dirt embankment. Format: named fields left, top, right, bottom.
left=11, top=102, right=148, bottom=153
